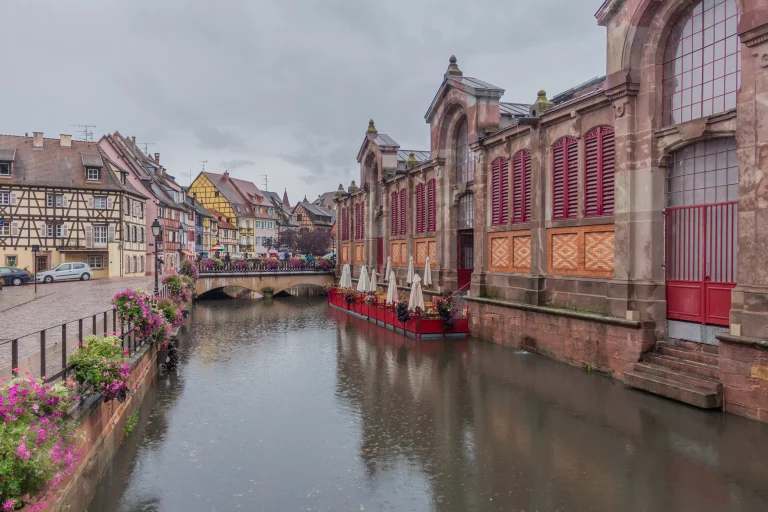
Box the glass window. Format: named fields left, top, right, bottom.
left=458, top=194, right=474, bottom=229
left=0, top=163, right=10, bottom=176
left=46, top=224, right=54, bottom=238
left=6, top=255, right=17, bottom=266
left=55, top=264, right=71, bottom=271
left=93, top=225, right=108, bottom=246
left=88, top=255, right=104, bottom=269
left=86, top=168, right=100, bottom=181
left=456, top=118, right=474, bottom=183
left=667, top=138, right=737, bottom=206
left=94, top=197, right=107, bottom=209
left=0, top=225, right=10, bottom=236
left=0, top=192, right=9, bottom=205
left=663, top=0, right=740, bottom=125
left=55, top=224, right=64, bottom=238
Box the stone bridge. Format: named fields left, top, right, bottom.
left=196, top=270, right=334, bottom=297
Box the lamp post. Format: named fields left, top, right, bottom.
left=151, top=218, right=162, bottom=296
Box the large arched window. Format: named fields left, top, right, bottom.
left=456, top=118, right=474, bottom=183
left=667, top=138, right=737, bottom=207
left=663, top=0, right=740, bottom=126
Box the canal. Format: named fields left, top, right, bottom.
left=90, top=298, right=768, bottom=512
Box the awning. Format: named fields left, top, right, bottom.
left=211, top=245, right=222, bottom=251
left=181, top=250, right=193, bottom=256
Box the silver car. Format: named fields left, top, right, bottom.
left=36, top=262, right=93, bottom=283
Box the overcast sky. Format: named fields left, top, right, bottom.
left=1, top=0, right=606, bottom=202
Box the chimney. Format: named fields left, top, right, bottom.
left=154, top=152, right=160, bottom=163
left=223, top=170, right=229, bottom=180
left=59, top=134, right=72, bottom=148
left=131, top=136, right=136, bottom=146
left=32, top=132, right=44, bottom=148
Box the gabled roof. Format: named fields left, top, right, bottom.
left=356, top=132, right=400, bottom=162
left=313, top=191, right=337, bottom=209
left=100, top=155, right=149, bottom=199
left=0, top=134, right=130, bottom=191
left=296, top=201, right=335, bottom=227
left=425, top=75, right=506, bottom=121
left=201, top=171, right=254, bottom=216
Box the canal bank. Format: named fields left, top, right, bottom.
left=89, top=298, right=768, bottom=512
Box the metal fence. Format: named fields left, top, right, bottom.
left=1, top=308, right=145, bottom=383
left=197, top=260, right=335, bottom=274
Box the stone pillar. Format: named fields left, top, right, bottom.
left=527, top=122, right=546, bottom=305
left=471, top=144, right=487, bottom=297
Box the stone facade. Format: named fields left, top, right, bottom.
left=335, top=0, right=768, bottom=422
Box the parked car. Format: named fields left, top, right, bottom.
left=36, top=262, right=92, bottom=283
left=0, top=266, right=32, bottom=286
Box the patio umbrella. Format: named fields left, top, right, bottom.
left=340, top=264, right=352, bottom=288
left=356, top=265, right=369, bottom=292
left=385, top=256, right=392, bottom=280
left=407, top=256, right=414, bottom=285
left=423, top=256, right=433, bottom=287
left=368, top=268, right=378, bottom=292
left=386, top=271, right=397, bottom=305
left=408, top=274, right=425, bottom=312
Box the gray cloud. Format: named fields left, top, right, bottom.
left=218, top=160, right=256, bottom=172
left=0, top=0, right=606, bottom=199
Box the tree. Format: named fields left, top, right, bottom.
left=296, top=229, right=333, bottom=255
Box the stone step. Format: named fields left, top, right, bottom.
left=664, top=339, right=719, bottom=355
left=625, top=371, right=723, bottom=409
left=657, top=345, right=719, bottom=366
left=633, top=362, right=722, bottom=393
left=645, top=354, right=719, bottom=379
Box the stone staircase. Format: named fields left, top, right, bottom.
left=625, top=342, right=723, bottom=409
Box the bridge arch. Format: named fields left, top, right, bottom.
left=195, top=272, right=334, bottom=298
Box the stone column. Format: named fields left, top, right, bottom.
left=527, top=123, right=546, bottom=305
left=471, top=144, right=487, bottom=297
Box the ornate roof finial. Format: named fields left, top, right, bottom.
left=406, top=152, right=418, bottom=169
left=445, top=55, right=463, bottom=78
left=530, top=90, right=554, bottom=118
left=335, top=183, right=346, bottom=199
left=349, top=180, right=358, bottom=194
left=367, top=119, right=377, bottom=135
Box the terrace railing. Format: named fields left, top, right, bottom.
left=197, top=260, right=335, bottom=274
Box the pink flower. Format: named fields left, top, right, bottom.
left=3, top=499, right=17, bottom=511
left=17, top=438, right=31, bottom=460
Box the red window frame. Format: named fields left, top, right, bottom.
left=512, top=150, right=532, bottom=223
left=584, top=127, right=615, bottom=217
left=391, top=191, right=399, bottom=236
left=399, top=189, right=406, bottom=235
left=552, top=137, right=579, bottom=219
left=427, top=179, right=436, bottom=232
left=491, top=157, right=509, bottom=225
left=415, top=183, right=425, bottom=233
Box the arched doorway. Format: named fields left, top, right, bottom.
left=665, top=138, right=738, bottom=326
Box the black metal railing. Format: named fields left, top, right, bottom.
left=1, top=308, right=147, bottom=383
left=197, top=260, right=335, bottom=274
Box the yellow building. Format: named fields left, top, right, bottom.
left=0, top=133, right=147, bottom=278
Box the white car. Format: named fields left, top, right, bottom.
left=36, top=262, right=93, bottom=283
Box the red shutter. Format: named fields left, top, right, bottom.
left=354, top=203, right=360, bottom=239
left=391, top=191, right=398, bottom=236
left=553, top=137, right=578, bottom=219
left=500, top=158, right=509, bottom=224
left=601, top=127, right=615, bottom=215
left=427, top=179, right=436, bottom=232
left=399, top=189, right=406, bottom=235
left=513, top=150, right=532, bottom=223
left=584, top=129, right=600, bottom=216
left=416, top=183, right=424, bottom=233
left=491, top=158, right=501, bottom=225
left=360, top=202, right=365, bottom=238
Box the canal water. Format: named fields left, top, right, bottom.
left=90, top=298, right=768, bottom=512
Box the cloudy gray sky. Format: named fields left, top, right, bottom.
left=1, top=0, right=606, bottom=202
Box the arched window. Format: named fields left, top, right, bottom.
left=456, top=118, right=474, bottom=183
left=458, top=194, right=474, bottom=229
left=427, top=179, right=436, bottom=232
left=663, top=0, right=740, bottom=125
left=667, top=138, right=737, bottom=207
left=584, top=127, right=615, bottom=216
left=552, top=137, right=579, bottom=219
left=391, top=191, right=399, bottom=236
left=491, top=158, right=509, bottom=225
left=415, top=183, right=425, bottom=233
left=399, top=189, right=406, bottom=235
left=512, top=150, right=532, bottom=223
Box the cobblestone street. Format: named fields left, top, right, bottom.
left=0, top=276, right=153, bottom=378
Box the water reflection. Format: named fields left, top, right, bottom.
left=90, top=299, right=768, bottom=512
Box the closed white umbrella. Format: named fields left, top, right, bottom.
left=407, top=256, right=414, bottom=284
left=385, top=256, right=392, bottom=281
left=423, top=256, right=432, bottom=287
left=386, top=271, right=397, bottom=305
left=408, top=274, right=425, bottom=312
left=356, top=265, right=369, bottom=292
left=340, top=264, right=352, bottom=288
left=368, top=269, right=378, bottom=292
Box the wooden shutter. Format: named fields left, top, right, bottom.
left=552, top=137, right=578, bottom=219
left=513, top=150, right=532, bottom=223
left=360, top=202, right=365, bottom=238
left=601, top=127, right=615, bottom=215
left=427, top=179, right=436, bottom=232
left=354, top=203, right=360, bottom=240
left=391, top=192, right=398, bottom=236
left=416, top=183, right=424, bottom=233
left=62, top=195, right=68, bottom=208
left=88, top=197, right=94, bottom=209
left=399, top=189, right=406, bottom=235
left=85, top=224, right=93, bottom=248
left=584, top=127, right=615, bottom=216
left=491, top=158, right=509, bottom=225
left=107, top=197, right=114, bottom=210
left=9, top=192, right=16, bottom=206
left=10, top=222, right=18, bottom=237
left=108, top=224, right=115, bottom=242
left=61, top=224, right=68, bottom=239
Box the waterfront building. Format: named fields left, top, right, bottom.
left=334, top=0, right=768, bottom=422
left=208, top=208, right=238, bottom=255
left=0, top=132, right=147, bottom=277
left=292, top=200, right=335, bottom=232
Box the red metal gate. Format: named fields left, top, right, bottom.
left=457, top=230, right=473, bottom=290
left=665, top=201, right=737, bottom=326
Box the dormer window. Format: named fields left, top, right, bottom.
left=0, top=163, right=10, bottom=176
left=86, top=168, right=100, bottom=181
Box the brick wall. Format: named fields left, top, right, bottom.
left=718, top=335, right=768, bottom=422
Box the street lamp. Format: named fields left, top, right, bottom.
left=151, top=218, right=162, bottom=296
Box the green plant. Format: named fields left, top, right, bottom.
left=260, top=287, right=274, bottom=295
left=157, top=299, right=182, bottom=328
left=69, top=335, right=132, bottom=403
left=123, top=411, right=139, bottom=438
left=396, top=299, right=411, bottom=323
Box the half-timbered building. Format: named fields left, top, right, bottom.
left=335, top=0, right=768, bottom=422
left=0, top=132, right=147, bottom=278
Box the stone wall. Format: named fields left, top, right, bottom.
left=717, top=334, right=768, bottom=422
left=467, top=297, right=656, bottom=379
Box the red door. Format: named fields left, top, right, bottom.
left=377, top=237, right=384, bottom=273
left=665, top=201, right=737, bottom=326
left=457, top=230, right=473, bottom=290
